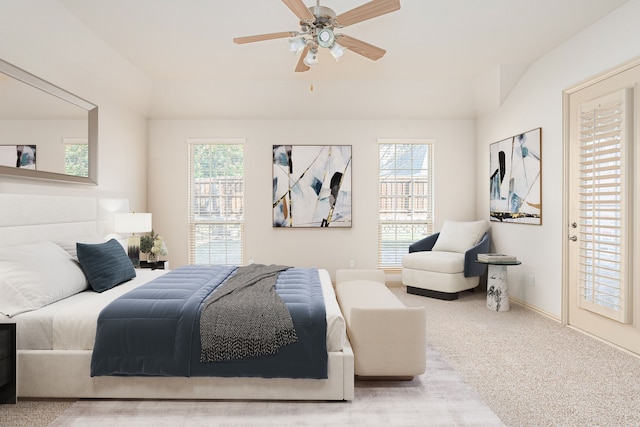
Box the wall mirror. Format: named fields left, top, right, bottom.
left=0, top=59, right=97, bottom=184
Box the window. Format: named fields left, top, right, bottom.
left=63, top=138, right=88, bottom=177
left=188, top=139, right=244, bottom=265
left=378, top=140, right=434, bottom=269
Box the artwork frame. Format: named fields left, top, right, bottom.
left=0, top=145, right=37, bottom=169
left=489, top=128, right=541, bottom=225
left=273, top=145, right=352, bottom=228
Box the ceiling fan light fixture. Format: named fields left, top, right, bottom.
left=288, top=36, right=306, bottom=53
left=316, top=28, right=335, bottom=48
left=329, top=42, right=344, bottom=61
left=303, top=47, right=318, bottom=67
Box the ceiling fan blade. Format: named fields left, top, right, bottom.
left=337, top=34, right=386, bottom=60
left=282, top=0, right=315, bottom=22
left=295, top=45, right=311, bottom=72
left=336, top=0, right=400, bottom=27
left=233, top=31, right=297, bottom=44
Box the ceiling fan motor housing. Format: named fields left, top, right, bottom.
left=308, top=5, right=337, bottom=27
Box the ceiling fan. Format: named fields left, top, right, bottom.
left=233, top=0, right=401, bottom=72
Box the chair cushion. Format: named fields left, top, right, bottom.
left=402, top=251, right=465, bottom=274
left=431, top=220, right=489, bottom=253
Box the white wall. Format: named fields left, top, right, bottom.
left=475, top=0, right=640, bottom=318
left=0, top=0, right=151, bottom=212
left=148, top=119, right=476, bottom=279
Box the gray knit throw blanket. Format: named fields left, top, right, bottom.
left=199, top=264, right=298, bottom=362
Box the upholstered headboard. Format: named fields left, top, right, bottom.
left=0, top=194, right=129, bottom=247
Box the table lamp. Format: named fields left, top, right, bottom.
left=114, top=212, right=152, bottom=267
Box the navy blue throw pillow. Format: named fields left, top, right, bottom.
left=76, top=238, right=136, bottom=292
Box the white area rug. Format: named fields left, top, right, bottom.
left=49, top=343, right=503, bottom=426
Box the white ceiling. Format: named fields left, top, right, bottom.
left=57, top=0, right=629, bottom=119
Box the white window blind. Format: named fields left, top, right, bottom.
left=577, top=90, right=630, bottom=323
left=378, top=140, right=434, bottom=269
left=188, top=139, right=244, bottom=265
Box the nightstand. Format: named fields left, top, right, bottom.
left=0, top=319, right=16, bottom=404
left=139, top=260, right=168, bottom=270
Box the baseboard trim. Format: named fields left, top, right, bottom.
left=509, top=296, right=560, bottom=322
left=406, top=286, right=459, bottom=301
left=566, top=325, right=640, bottom=359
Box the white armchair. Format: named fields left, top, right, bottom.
left=402, top=220, right=490, bottom=300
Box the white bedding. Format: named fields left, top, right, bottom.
left=15, top=268, right=346, bottom=353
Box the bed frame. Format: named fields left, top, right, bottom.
left=0, top=193, right=354, bottom=401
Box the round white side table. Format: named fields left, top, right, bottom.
left=477, top=260, right=521, bottom=312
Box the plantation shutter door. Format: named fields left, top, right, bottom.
left=577, top=89, right=631, bottom=323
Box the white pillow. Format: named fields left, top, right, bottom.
left=54, top=235, right=106, bottom=259
left=0, top=241, right=88, bottom=317
left=432, top=220, right=489, bottom=253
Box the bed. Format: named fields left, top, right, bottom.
left=0, top=194, right=354, bottom=401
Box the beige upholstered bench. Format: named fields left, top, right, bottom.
left=335, top=269, right=426, bottom=379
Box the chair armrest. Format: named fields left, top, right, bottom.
left=464, top=233, right=491, bottom=277
left=408, top=232, right=440, bottom=253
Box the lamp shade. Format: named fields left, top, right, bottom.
left=330, top=42, right=344, bottom=60
left=288, top=37, right=306, bottom=53
left=114, top=213, right=152, bottom=234
left=303, top=48, right=318, bottom=67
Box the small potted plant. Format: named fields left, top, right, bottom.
left=140, top=230, right=168, bottom=263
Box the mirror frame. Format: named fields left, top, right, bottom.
left=0, top=59, right=98, bottom=185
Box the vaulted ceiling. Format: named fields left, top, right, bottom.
left=58, top=0, right=629, bottom=119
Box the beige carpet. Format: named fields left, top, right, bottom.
left=37, top=341, right=502, bottom=427
left=392, top=288, right=640, bottom=426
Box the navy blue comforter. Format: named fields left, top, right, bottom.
left=90, top=265, right=327, bottom=379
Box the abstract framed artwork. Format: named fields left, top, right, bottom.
left=489, top=128, right=541, bottom=224
left=0, top=145, right=36, bottom=169
left=273, top=145, right=352, bottom=228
